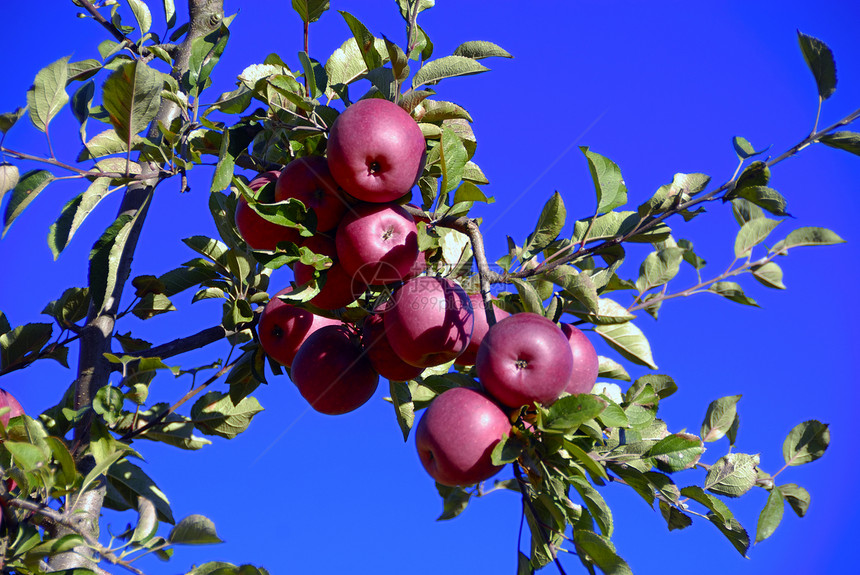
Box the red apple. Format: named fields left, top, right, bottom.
left=326, top=98, right=426, bottom=203
left=415, top=387, right=511, bottom=486
left=454, top=294, right=511, bottom=366
left=257, top=288, right=340, bottom=367
left=0, top=389, right=24, bottom=427
left=361, top=313, right=424, bottom=381
left=384, top=277, right=474, bottom=368
left=274, top=156, right=349, bottom=232
left=476, top=313, right=573, bottom=408
left=294, top=235, right=367, bottom=310
left=291, top=325, right=379, bottom=415
left=235, top=171, right=302, bottom=251
left=336, top=203, right=419, bottom=285
left=560, top=323, right=599, bottom=395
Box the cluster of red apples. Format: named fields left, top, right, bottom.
left=235, top=98, right=601, bottom=487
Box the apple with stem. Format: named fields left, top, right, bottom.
left=291, top=325, right=379, bottom=415
left=384, top=276, right=474, bottom=368
left=560, top=323, right=599, bottom=395
left=257, top=288, right=340, bottom=367
left=454, top=293, right=510, bottom=367
left=476, top=313, right=573, bottom=408
left=336, top=203, right=419, bottom=285
left=274, top=156, right=349, bottom=233
left=326, top=98, right=426, bottom=203
left=415, top=387, right=511, bottom=487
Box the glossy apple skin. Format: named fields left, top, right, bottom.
left=257, top=288, right=340, bottom=367
left=326, top=98, right=426, bottom=202
left=476, top=313, right=573, bottom=408
left=415, top=387, right=511, bottom=486
left=274, top=156, right=348, bottom=233
left=455, top=294, right=511, bottom=367
left=336, top=203, right=419, bottom=284
left=235, top=171, right=301, bottom=251
left=385, top=277, right=474, bottom=368
left=291, top=325, right=379, bottom=415
left=560, top=323, right=600, bottom=395
left=361, top=313, right=424, bottom=381
left=294, top=235, right=366, bottom=310
left=0, top=389, right=24, bottom=427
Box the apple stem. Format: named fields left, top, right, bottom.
left=303, top=20, right=310, bottom=96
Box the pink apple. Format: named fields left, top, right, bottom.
left=454, top=294, right=511, bottom=366
left=235, top=171, right=301, bottom=251
left=0, top=389, right=24, bottom=427
left=361, top=313, right=424, bottom=382
left=294, top=235, right=367, bottom=310
left=476, top=313, right=573, bottom=408
left=336, top=203, right=419, bottom=284
left=274, top=156, right=349, bottom=232
left=560, top=323, right=599, bottom=395
left=415, top=387, right=511, bottom=486
left=326, top=98, right=426, bottom=202
left=257, top=287, right=340, bottom=367
left=384, top=277, right=474, bottom=368
left=291, top=325, right=379, bottom=415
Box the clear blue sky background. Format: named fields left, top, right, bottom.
left=1, top=1, right=859, bottom=574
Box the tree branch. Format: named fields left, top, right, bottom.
left=76, top=0, right=142, bottom=57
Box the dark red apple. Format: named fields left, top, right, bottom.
left=454, top=294, right=511, bottom=366
left=476, top=313, right=573, bottom=408
left=415, top=387, right=511, bottom=486
left=326, top=98, right=426, bottom=203
left=384, top=277, right=474, bottom=368
left=361, top=313, right=424, bottom=381
left=257, top=288, right=340, bottom=367
left=235, top=171, right=302, bottom=251
left=560, top=323, right=599, bottom=395
left=294, top=235, right=367, bottom=310
left=274, top=156, right=349, bottom=232
left=291, top=325, right=379, bottom=415
left=336, top=203, right=419, bottom=284
left=0, top=389, right=24, bottom=427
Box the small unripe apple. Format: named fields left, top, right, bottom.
left=257, top=288, right=340, bottom=367
left=454, top=294, right=511, bottom=367
left=560, top=323, right=599, bottom=395
left=415, top=387, right=511, bottom=486
left=294, top=235, right=367, bottom=310
left=291, top=325, right=379, bottom=415
left=0, top=389, right=24, bottom=427
left=274, top=156, right=348, bottom=233
left=326, top=98, right=427, bottom=203
left=476, top=313, right=573, bottom=408
left=384, top=277, right=474, bottom=368
left=235, top=171, right=302, bottom=251
left=336, top=203, right=419, bottom=284
left=361, top=313, right=424, bottom=382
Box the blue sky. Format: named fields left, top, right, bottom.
left=1, top=1, right=859, bottom=573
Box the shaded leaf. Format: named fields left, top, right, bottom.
left=701, top=395, right=742, bottom=443
left=708, top=282, right=758, bottom=307
left=755, top=487, right=785, bottom=543
left=705, top=453, right=760, bottom=498
left=89, top=214, right=136, bottom=313
left=169, top=514, right=223, bottom=545
left=108, top=459, right=175, bottom=523
left=191, top=391, right=264, bottom=439
left=522, top=192, right=565, bottom=260
left=797, top=30, right=837, bottom=100
left=779, top=483, right=810, bottom=517
left=771, top=227, right=845, bottom=252
left=3, top=169, right=54, bottom=238
left=436, top=483, right=471, bottom=521
left=48, top=177, right=115, bottom=258
left=27, top=56, right=70, bottom=132
left=292, top=0, right=329, bottom=23
left=0, top=322, right=53, bottom=371
left=820, top=131, right=860, bottom=156
left=783, top=420, right=829, bottom=466
left=573, top=530, right=633, bottom=575
left=751, top=261, right=786, bottom=290
left=102, top=60, right=163, bottom=141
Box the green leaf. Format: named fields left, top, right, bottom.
left=292, top=0, right=329, bottom=23
left=595, top=322, right=657, bottom=370
left=324, top=37, right=389, bottom=100
left=581, top=147, right=627, bottom=214
left=597, top=356, right=631, bottom=382
left=797, top=30, right=837, bottom=100
left=705, top=453, right=760, bottom=497
left=0, top=107, right=26, bottom=135
left=490, top=431, right=524, bottom=465
left=771, top=227, right=845, bottom=252
left=648, top=433, right=704, bottom=473
left=0, top=163, right=19, bottom=208
left=783, top=420, right=829, bottom=466
left=819, top=131, right=860, bottom=156
left=521, top=192, right=565, bottom=261
left=540, top=394, right=606, bottom=432
left=107, top=459, right=175, bottom=523
left=735, top=186, right=789, bottom=217
left=711, top=516, right=750, bottom=557
left=635, top=246, right=684, bottom=292
left=734, top=218, right=781, bottom=258
left=570, top=476, right=613, bottom=537
left=132, top=293, right=177, bottom=320
left=3, top=169, right=54, bottom=238
left=509, top=278, right=543, bottom=315
left=42, top=287, right=91, bottom=327
left=755, top=487, right=785, bottom=543
left=436, top=483, right=471, bottom=521
left=701, top=395, right=742, bottom=443
left=733, top=161, right=770, bottom=193
left=298, top=52, right=327, bottom=100
left=779, top=483, right=810, bottom=517
left=564, top=440, right=609, bottom=482
left=0, top=322, right=53, bottom=371
left=572, top=211, right=670, bottom=245
left=731, top=198, right=765, bottom=226
left=412, top=55, right=489, bottom=89
left=48, top=177, right=115, bottom=258
left=5, top=441, right=49, bottom=472
left=439, top=125, right=467, bottom=196
left=545, top=266, right=599, bottom=314
left=732, top=136, right=770, bottom=160
left=751, top=261, right=786, bottom=290
left=679, top=485, right=734, bottom=526
left=127, top=0, right=153, bottom=35
left=162, top=0, right=176, bottom=28
left=453, top=41, right=513, bottom=60
left=567, top=298, right=634, bottom=326
left=453, top=181, right=492, bottom=204
left=339, top=11, right=383, bottom=72
left=27, top=56, right=70, bottom=132
left=708, top=282, right=758, bottom=307
left=89, top=214, right=136, bottom=313
left=102, top=60, right=163, bottom=142
left=169, top=514, right=223, bottom=545
left=191, top=391, right=264, bottom=439
left=573, top=530, right=633, bottom=575
left=659, top=500, right=693, bottom=531
left=389, top=381, right=414, bottom=442
left=396, top=0, right=435, bottom=19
